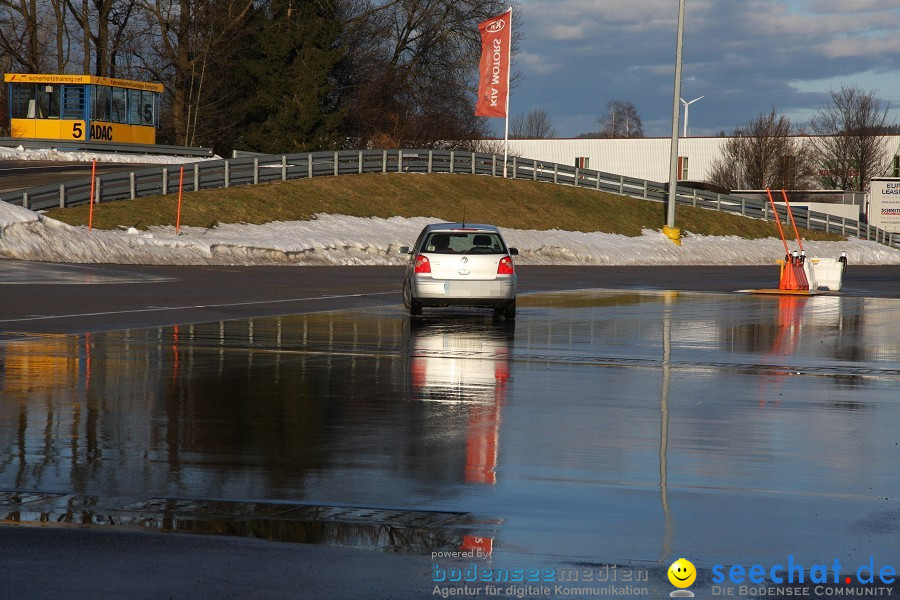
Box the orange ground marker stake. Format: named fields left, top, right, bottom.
left=176, top=166, right=184, bottom=234
left=792, top=256, right=809, bottom=290
left=88, top=159, right=97, bottom=231
left=781, top=259, right=799, bottom=290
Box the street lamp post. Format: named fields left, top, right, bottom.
left=664, top=0, right=687, bottom=246
left=680, top=96, right=703, bottom=137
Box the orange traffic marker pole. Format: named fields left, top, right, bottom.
left=176, top=166, right=184, bottom=234
left=780, top=191, right=809, bottom=290
left=767, top=188, right=799, bottom=290
left=766, top=188, right=790, bottom=257
left=781, top=189, right=804, bottom=253
left=88, top=159, right=97, bottom=231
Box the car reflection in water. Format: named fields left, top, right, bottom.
left=406, top=316, right=514, bottom=555
left=407, top=317, right=514, bottom=485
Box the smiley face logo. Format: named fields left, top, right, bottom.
left=668, top=558, right=696, bottom=588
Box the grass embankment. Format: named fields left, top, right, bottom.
left=44, top=173, right=842, bottom=241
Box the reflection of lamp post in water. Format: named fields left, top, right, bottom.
left=659, top=294, right=696, bottom=597
left=659, top=292, right=675, bottom=564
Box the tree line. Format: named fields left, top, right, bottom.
left=0, top=0, right=518, bottom=154
left=709, top=86, right=897, bottom=192
left=510, top=101, right=644, bottom=140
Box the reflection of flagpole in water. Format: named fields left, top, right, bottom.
left=659, top=293, right=674, bottom=563
left=171, top=325, right=180, bottom=388
left=84, top=332, right=92, bottom=395
left=165, top=325, right=182, bottom=482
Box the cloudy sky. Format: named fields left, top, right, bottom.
left=502, top=0, right=900, bottom=138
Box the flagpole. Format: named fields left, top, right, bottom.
left=503, top=6, right=512, bottom=178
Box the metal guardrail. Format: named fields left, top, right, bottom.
left=231, top=150, right=269, bottom=158
left=0, top=137, right=214, bottom=157
left=1, top=149, right=896, bottom=250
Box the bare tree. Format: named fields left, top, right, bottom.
left=597, top=99, right=643, bottom=139
left=66, top=0, right=138, bottom=76
left=0, top=47, right=11, bottom=134
left=708, top=108, right=817, bottom=191
left=0, top=0, right=58, bottom=72
left=134, top=0, right=255, bottom=145
left=809, top=85, right=894, bottom=191
left=509, top=108, right=555, bottom=139
left=337, top=0, right=519, bottom=148
left=0, top=0, right=71, bottom=134
left=471, top=138, right=520, bottom=156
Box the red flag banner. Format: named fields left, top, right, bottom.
left=475, top=10, right=511, bottom=118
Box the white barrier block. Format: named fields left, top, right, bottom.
left=810, top=258, right=843, bottom=291
left=802, top=259, right=817, bottom=291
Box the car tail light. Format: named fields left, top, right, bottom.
left=414, top=254, right=431, bottom=273
left=497, top=256, right=514, bottom=275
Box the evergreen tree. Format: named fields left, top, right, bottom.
left=237, top=0, right=345, bottom=153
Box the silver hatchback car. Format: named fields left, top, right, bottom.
left=400, top=223, right=518, bottom=318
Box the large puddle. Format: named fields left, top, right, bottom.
left=1, top=290, right=899, bottom=572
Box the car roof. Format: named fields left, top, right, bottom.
left=422, top=223, right=502, bottom=233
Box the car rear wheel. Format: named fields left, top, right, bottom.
left=403, top=279, right=422, bottom=316
left=500, top=299, right=516, bottom=320
left=402, top=279, right=411, bottom=309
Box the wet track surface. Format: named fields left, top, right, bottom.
left=2, top=288, right=899, bottom=596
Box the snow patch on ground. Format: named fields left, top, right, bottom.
left=0, top=202, right=898, bottom=266
left=0, top=145, right=217, bottom=164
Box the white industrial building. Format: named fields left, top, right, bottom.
left=505, top=137, right=724, bottom=183
left=503, top=136, right=900, bottom=186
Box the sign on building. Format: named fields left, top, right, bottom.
left=868, top=178, right=900, bottom=233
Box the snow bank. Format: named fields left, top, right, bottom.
left=0, top=145, right=217, bottom=164
left=0, top=201, right=898, bottom=266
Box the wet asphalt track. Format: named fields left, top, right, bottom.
left=0, top=262, right=898, bottom=334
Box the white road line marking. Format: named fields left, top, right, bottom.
left=0, top=291, right=396, bottom=323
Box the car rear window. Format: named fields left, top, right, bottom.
left=423, top=232, right=506, bottom=254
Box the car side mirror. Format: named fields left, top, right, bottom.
left=399, top=246, right=410, bottom=254
left=509, top=247, right=519, bottom=255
